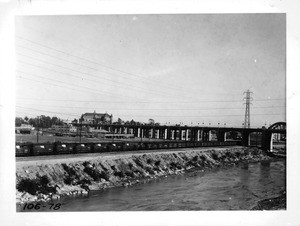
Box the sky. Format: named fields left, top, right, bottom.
left=15, top=14, right=286, bottom=127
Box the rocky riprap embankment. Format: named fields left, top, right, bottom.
left=16, top=147, right=270, bottom=204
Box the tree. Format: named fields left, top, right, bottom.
left=148, top=118, right=155, bottom=125
left=38, top=115, right=52, bottom=128
left=15, top=117, right=24, bottom=127
left=79, top=114, right=84, bottom=123
left=117, top=118, right=124, bottom=125
left=28, top=117, right=38, bottom=127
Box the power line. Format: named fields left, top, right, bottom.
left=16, top=36, right=198, bottom=95
left=16, top=44, right=98, bottom=71
left=16, top=96, right=285, bottom=104
left=116, top=113, right=284, bottom=118
left=17, top=72, right=150, bottom=102
left=16, top=105, right=284, bottom=118
left=15, top=103, right=285, bottom=111
left=16, top=35, right=236, bottom=98
left=16, top=106, right=79, bottom=117
left=17, top=54, right=176, bottom=98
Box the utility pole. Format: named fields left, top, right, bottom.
left=37, top=116, right=39, bottom=143
left=243, top=89, right=253, bottom=128
left=79, top=120, right=82, bottom=143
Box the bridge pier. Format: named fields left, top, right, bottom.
left=261, top=128, right=271, bottom=151
left=173, top=129, right=177, bottom=140
left=141, top=128, right=144, bottom=138
left=155, top=129, right=159, bottom=139
left=151, top=128, right=155, bottom=139
left=166, top=128, right=171, bottom=140
left=134, top=128, right=139, bottom=137
left=217, top=130, right=225, bottom=142
left=241, top=130, right=250, bottom=146
left=193, top=129, right=198, bottom=141
left=208, top=131, right=212, bottom=141
left=202, top=131, right=208, bottom=142
left=190, top=129, right=193, bottom=141
left=144, top=128, right=148, bottom=138
left=159, top=129, right=164, bottom=139
left=194, top=129, right=197, bottom=141
left=179, top=129, right=183, bottom=140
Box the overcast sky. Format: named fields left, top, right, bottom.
left=15, top=14, right=286, bottom=127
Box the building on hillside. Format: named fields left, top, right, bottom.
left=15, top=124, right=34, bottom=134
left=81, top=111, right=113, bottom=124
left=51, top=124, right=70, bottom=133
left=89, top=128, right=109, bottom=138
left=69, top=125, right=77, bottom=133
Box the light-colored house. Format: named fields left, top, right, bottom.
left=82, top=111, right=113, bottom=124
left=15, top=124, right=34, bottom=134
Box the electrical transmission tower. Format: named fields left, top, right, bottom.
left=243, top=89, right=253, bottom=128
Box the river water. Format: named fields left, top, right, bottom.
left=18, top=160, right=286, bottom=211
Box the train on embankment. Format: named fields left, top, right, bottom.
left=15, top=140, right=240, bottom=157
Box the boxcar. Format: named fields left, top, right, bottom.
left=16, top=145, right=31, bottom=157
left=33, top=144, right=53, bottom=156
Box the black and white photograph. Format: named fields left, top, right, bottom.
left=14, top=13, right=287, bottom=211
left=0, top=0, right=300, bottom=225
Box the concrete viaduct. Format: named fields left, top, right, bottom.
left=73, top=122, right=286, bottom=152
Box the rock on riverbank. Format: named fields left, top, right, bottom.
left=16, top=147, right=270, bottom=204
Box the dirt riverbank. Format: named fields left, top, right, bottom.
left=16, top=147, right=271, bottom=204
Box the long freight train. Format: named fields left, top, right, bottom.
left=15, top=140, right=240, bottom=157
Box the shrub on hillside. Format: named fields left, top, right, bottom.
left=200, top=155, right=206, bottom=161
left=154, top=160, right=161, bottom=166
left=99, top=163, right=108, bottom=172
left=17, top=178, right=38, bottom=195
left=62, top=163, right=79, bottom=179
left=133, top=159, right=144, bottom=168
left=128, top=163, right=133, bottom=169
left=235, top=152, right=241, bottom=158
left=145, top=167, right=155, bottom=175
left=211, top=152, right=219, bottom=161
left=114, top=171, right=125, bottom=178
left=192, top=156, right=199, bottom=162
left=251, top=148, right=259, bottom=155
left=125, top=171, right=135, bottom=177
left=17, top=175, right=57, bottom=195
left=147, top=159, right=153, bottom=165
left=99, top=171, right=110, bottom=181
left=225, top=151, right=234, bottom=158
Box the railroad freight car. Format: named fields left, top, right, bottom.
left=15, top=140, right=240, bottom=157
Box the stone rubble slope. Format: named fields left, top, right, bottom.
left=16, top=147, right=270, bottom=204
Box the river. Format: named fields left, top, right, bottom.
left=18, top=159, right=286, bottom=211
